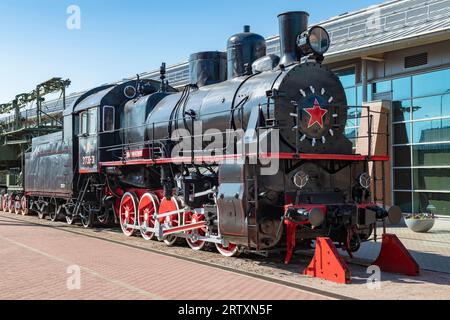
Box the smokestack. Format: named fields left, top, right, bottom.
left=278, top=11, right=309, bottom=66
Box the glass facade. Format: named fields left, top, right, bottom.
left=335, top=67, right=363, bottom=151
left=368, top=68, right=450, bottom=216
left=335, top=66, right=450, bottom=215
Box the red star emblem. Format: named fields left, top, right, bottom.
left=304, top=99, right=328, bottom=128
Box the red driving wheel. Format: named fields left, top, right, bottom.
left=3, top=194, right=9, bottom=212
left=21, top=196, right=29, bottom=216
left=185, top=211, right=207, bottom=251
left=138, top=193, right=159, bottom=241
left=119, top=192, right=138, bottom=237
left=8, top=195, right=15, bottom=214
left=15, top=196, right=22, bottom=215
left=216, top=242, right=240, bottom=257
left=159, top=197, right=181, bottom=246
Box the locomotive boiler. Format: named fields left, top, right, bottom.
left=16, top=11, right=402, bottom=260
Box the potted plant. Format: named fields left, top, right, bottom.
left=405, top=205, right=436, bottom=233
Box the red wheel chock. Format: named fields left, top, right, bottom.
left=373, top=234, right=420, bottom=276
left=303, top=237, right=351, bottom=284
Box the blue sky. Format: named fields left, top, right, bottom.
left=0, top=0, right=382, bottom=103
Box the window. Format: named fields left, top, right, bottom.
left=88, top=108, right=97, bottom=134
left=390, top=68, right=450, bottom=215
left=394, top=169, right=412, bottom=190
left=413, top=192, right=450, bottom=215
left=393, top=123, right=411, bottom=145
left=413, top=68, right=450, bottom=98
left=334, top=67, right=362, bottom=152
left=80, top=112, right=88, bottom=135
left=372, top=81, right=391, bottom=94
left=394, top=192, right=412, bottom=213
left=79, top=108, right=98, bottom=135
left=393, top=146, right=411, bottom=167
left=345, top=87, right=357, bottom=106
left=413, top=144, right=450, bottom=167
left=357, top=85, right=363, bottom=106
left=393, top=77, right=411, bottom=100
left=103, top=106, right=115, bottom=132
left=412, top=96, right=449, bottom=120
left=346, top=107, right=361, bottom=127
left=345, top=127, right=358, bottom=139
left=335, top=68, right=356, bottom=88
left=412, top=118, right=450, bottom=144
left=413, top=168, right=450, bottom=191
left=392, top=100, right=411, bottom=122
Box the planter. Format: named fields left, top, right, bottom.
left=405, top=218, right=435, bottom=233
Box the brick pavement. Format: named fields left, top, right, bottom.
left=1, top=212, right=449, bottom=300
left=0, top=215, right=331, bottom=300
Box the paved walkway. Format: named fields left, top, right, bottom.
left=345, top=218, right=450, bottom=274
left=0, top=215, right=331, bottom=300
left=0, top=213, right=449, bottom=300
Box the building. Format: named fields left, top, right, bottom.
left=1, top=0, right=450, bottom=215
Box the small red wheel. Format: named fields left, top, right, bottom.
left=159, top=197, right=181, bottom=246
left=8, top=195, right=15, bottom=214
left=216, top=242, right=241, bottom=257
left=21, top=196, right=29, bottom=216
left=185, top=212, right=207, bottom=251
left=119, top=192, right=138, bottom=237
left=138, top=193, right=159, bottom=241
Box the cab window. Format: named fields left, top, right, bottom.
left=80, top=112, right=88, bottom=135
left=88, top=108, right=97, bottom=134
left=103, top=106, right=115, bottom=132
left=79, top=108, right=98, bottom=135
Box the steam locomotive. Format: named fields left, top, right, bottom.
left=3, top=11, right=401, bottom=259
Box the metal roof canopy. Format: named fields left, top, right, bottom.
left=0, top=77, right=70, bottom=141
left=322, top=0, right=450, bottom=63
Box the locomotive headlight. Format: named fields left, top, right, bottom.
left=359, top=173, right=372, bottom=190
left=309, top=207, right=325, bottom=227
left=297, top=26, right=331, bottom=57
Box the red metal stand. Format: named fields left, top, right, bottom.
left=284, top=220, right=297, bottom=264
left=303, top=237, right=352, bottom=284
left=373, top=234, right=420, bottom=276
left=284, top=219, right=310, bottom=264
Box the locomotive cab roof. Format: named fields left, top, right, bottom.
left=67, top=79, right=163, bottom=115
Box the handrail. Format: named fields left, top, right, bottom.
left=91, top=104, right=390, bottom=163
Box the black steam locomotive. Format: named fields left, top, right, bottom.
left=6, top=11, right=401, bottom=259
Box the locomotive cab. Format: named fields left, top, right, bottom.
left=78, top=106, right=100, bottom=173
left=73, top=80, right=161, bottom=173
